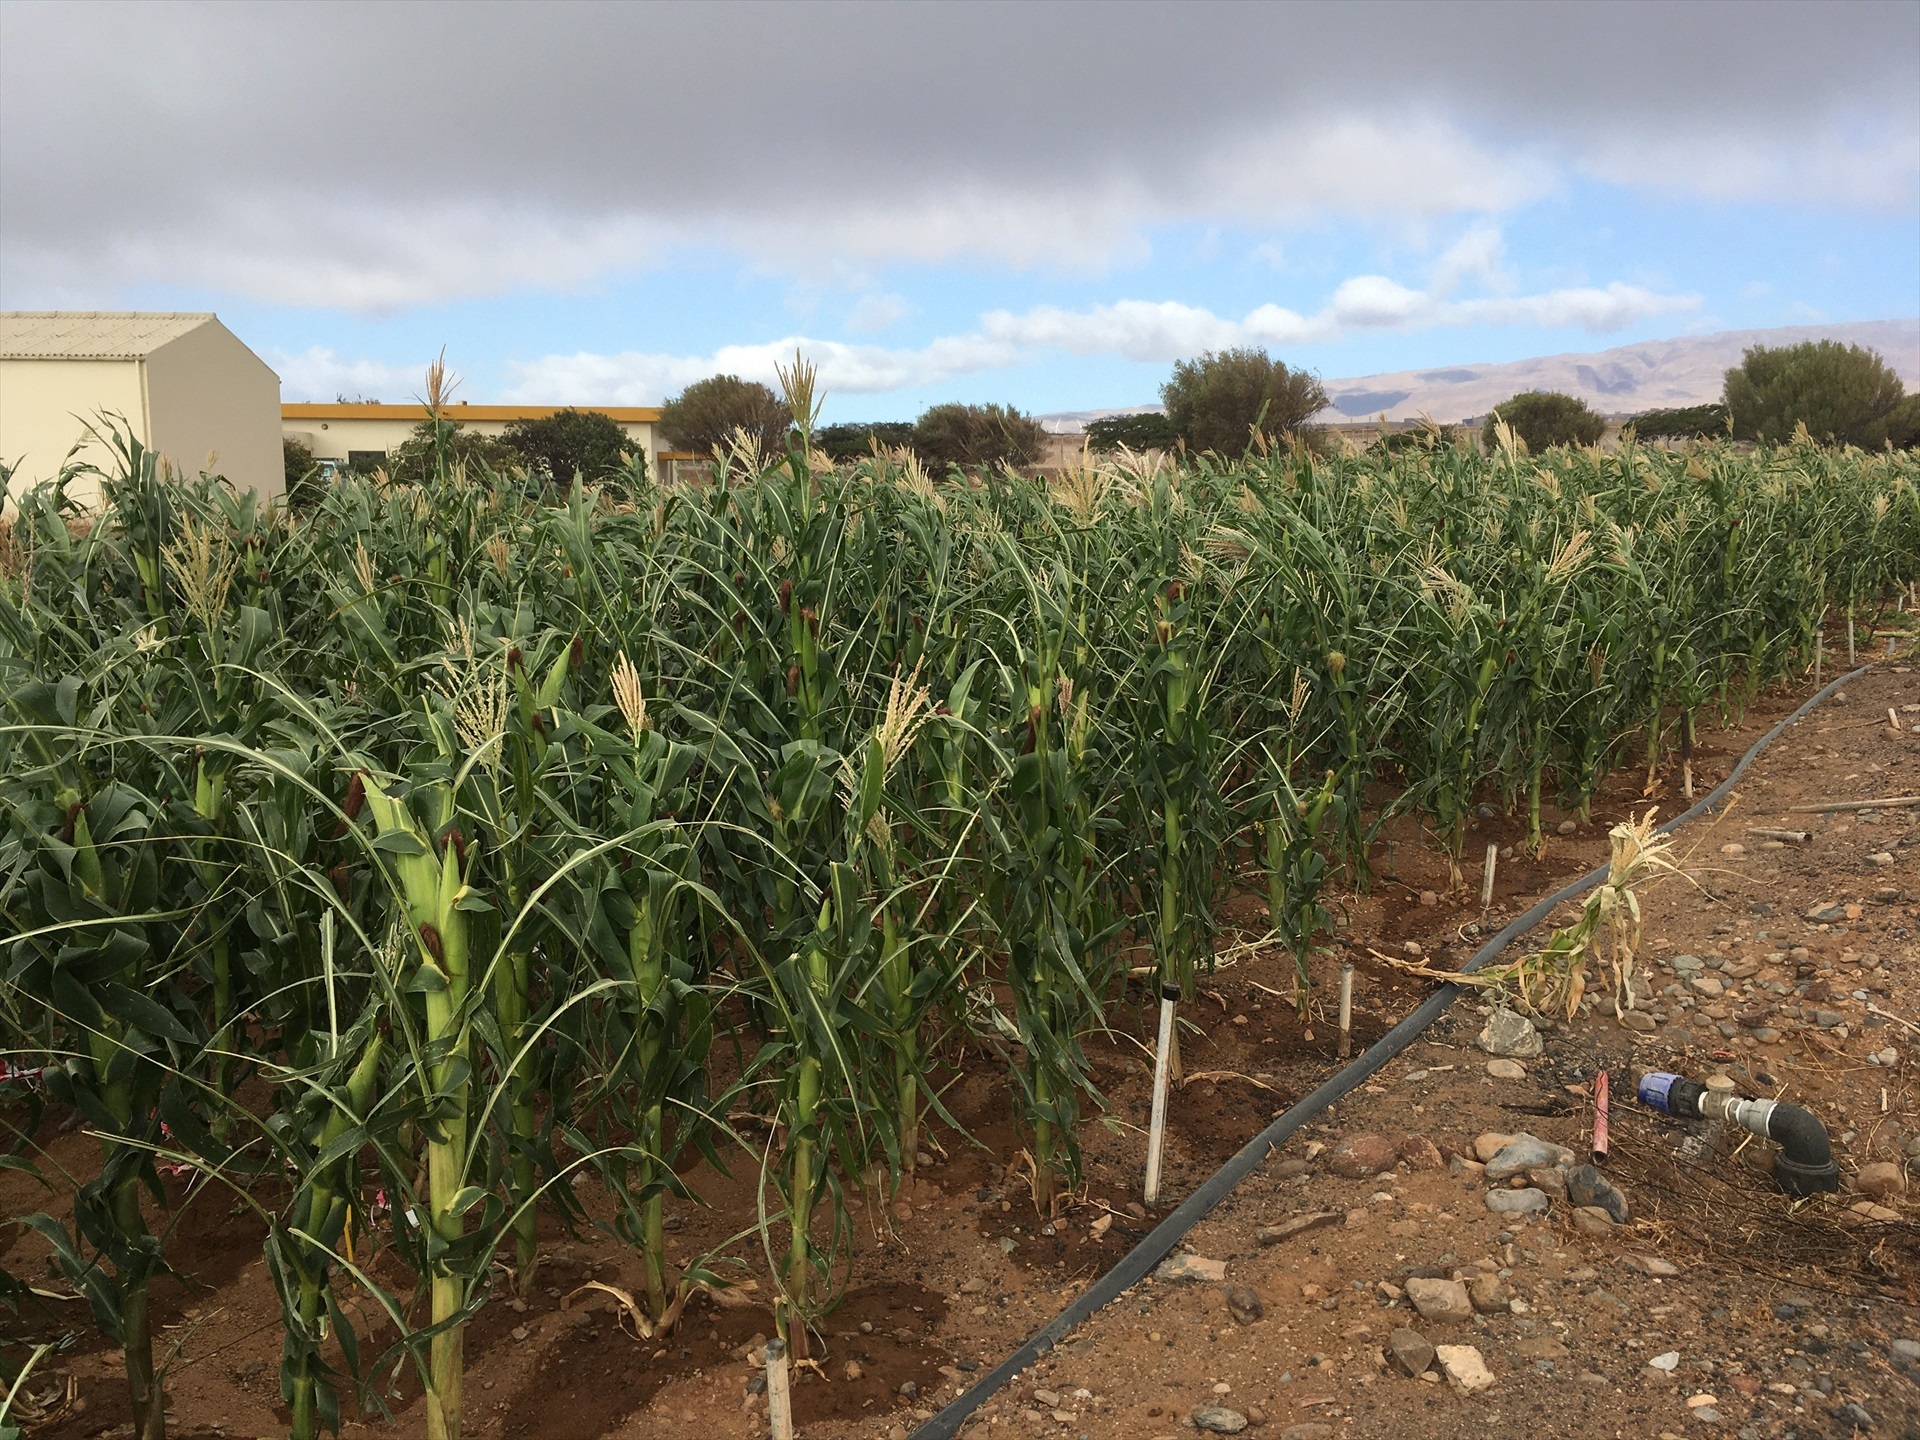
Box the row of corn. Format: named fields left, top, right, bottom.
left=2, top=409, right=1914, bottom=1439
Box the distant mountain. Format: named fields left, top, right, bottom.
left=1037, top=319, right=1920, bottom=431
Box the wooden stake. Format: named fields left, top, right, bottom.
left=1337, top=964, right=1354, bottom=1059
left=1143, top=984, right=1178, bottom=1207
left=765, top=1338, right=794, bottom=1440
left=1480, top=842, right=1498, bottom=910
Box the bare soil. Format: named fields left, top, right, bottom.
left=7, top=657, right=1918, bottom=1440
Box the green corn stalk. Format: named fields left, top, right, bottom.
left=356, top=773, right=474, bottom=1440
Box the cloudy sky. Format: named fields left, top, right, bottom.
left=3, top=1, right=1915, bottom=419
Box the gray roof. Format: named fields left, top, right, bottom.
left=0, top=311, right=217, bottom=361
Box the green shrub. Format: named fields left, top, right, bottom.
left=503, top=408, right=632, bottom=484
left=1482, top=392, right=1607, bottom=452
left=816, top=421, right=916, bottom=462
left=1862, top=393, right=1920, bottom=451
left=1372, top=425, right=1458, bottom=456
left=1160, top=348, right=1326, bottom=453
left=1084, top=412, right=1179, bottom=451
left=913, top=403, right=1044, bottom=469
left=1629, top=404, right=1730, bottom=439
left=659, top=375, right=792, bottom=457
left=384, top=420, right=519, bottom=484
left=1725, top=340, right=1908, bottom=446
left=282, top=435, right=322, bottom=507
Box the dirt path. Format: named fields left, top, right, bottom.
left=7, top=663, right=1916, bottom=1440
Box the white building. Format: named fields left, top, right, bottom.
left=283, top=402, right=663, bottom=476
left=0, top=312, right=283, bottom=507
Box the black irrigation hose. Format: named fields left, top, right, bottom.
left=912, top=664, right=1871, bottom=1440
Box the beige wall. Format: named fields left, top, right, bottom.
left=2, top=318, right=282, bottom=508
left=291, top=412, right=657, bottom=472
left=0, top=357, right=148, bottom=507
left=144, top=320, right=284, bottom=501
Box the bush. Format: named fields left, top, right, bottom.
left=1629, top=404, right=1730, bottom=440
left=1861, top=394, right=1920, bottom=451
left=503, top=408, right=633, bottom=485
left=658, top=375, right=792, bottom=457
left=816, top=421, right=917, bottom=462
left=384, top=420, right=519, bottom=484
left=1482, top=392, right=1607, bottom=452
left=282, top=435, right=322, bottom=507
left=1371, top=425, right=1458, bottom=456
left=1160, top=348, right=1327, bottom=454
left=1724, top=340, right=1908, bottom=447
left=1084, top=412, right=1179, bottom=451
left=913, top=403, right=1045, bottom=469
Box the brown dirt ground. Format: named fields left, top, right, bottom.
left=6, top=648, right=1918, bottom=1440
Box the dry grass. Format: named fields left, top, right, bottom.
left=1610, top=1107, right=1920, bottom=1304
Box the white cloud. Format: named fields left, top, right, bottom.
left=269, top=347, right=425, bottom=403
left=502, top=268, right=1700, bottom=404
left=846, top=293, right=912, bottom=334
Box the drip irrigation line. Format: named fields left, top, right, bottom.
left=911, top=665, right=1870, bottom=1440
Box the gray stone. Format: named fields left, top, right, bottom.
left=1466, top=1272, right=1510, bottom=1314
left=1387, top=1327, right=1436, bottom=1377
left=1226, top=1285, right=1264, bottom=1325
left=1405, top=1277, right=1474, bottom=1321
left=1567, top=1164, right=1632, bottom=1223
left=1648, top=1350, right=1680, bottom=1372
left=1619, top=1010, right=1657, bottom=1033
left=1485, top=1187, right=1550, bottom=1217
left=1280, top=1427, right=1334, bottom=1440
left=1817, top=1010, right=1845, bottom=1029
left=1156, top=1253, right=1227, bottom=1283
left=1486, top=1058, right=1527, bottom=1080
left=1526, top=1166, right=1568, bottom=1203
left=1484, top=1134, right=1574, bottom=1181
left=1478, top=1008, right=1543, bottom=1058
left=1193, top=1405, right=1248, bottom=1434
left=1570, top=1205, right=1616, bottom=1236
left=1891, top=1338, right=1920, bottom=1361
left=1620, top=1253, right=1681, bottom=1276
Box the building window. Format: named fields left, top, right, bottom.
left=347, top=450, right=388, bottom=474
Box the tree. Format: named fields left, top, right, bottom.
left=383, top=420, right=519, bottom=484
left=658, top=375, right=792, bottom=457
left=1084, top=412, right=1178, bottom=451
left=1862, top=394, right=1920, bottom=451
left=1160, top=348, right=1327, bottom=453
left=1724, top=340, right=1908, bottom=447
left=503, top=408, right=633, bottom=485
left=912, top=403, right=1045, bottom=469
left=1629, top=403, right=1730, bottom=440
left=816, top=421, right=916, bottom=462
left=1482, top=391, right=1607, bottom=452
left=282, top=435, right=323, bottom=508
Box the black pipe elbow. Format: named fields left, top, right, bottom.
left=1767, top=1102, right=1840, bottom=1196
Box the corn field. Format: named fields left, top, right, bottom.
left=2, top=404, right=1915, bottom=1439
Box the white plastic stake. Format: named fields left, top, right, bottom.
left=1143, top=984, right=1178, bottom=1207
left=1848, top=615, right=1856, bottom=665
left=1480, top=842, right=1498, bottom=910
left=321, top=911, right=339, bottom=1058
left=765, top=1337, right=794, bottom=1440
left=1337, top=963, right=1354, bottom=1059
